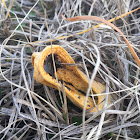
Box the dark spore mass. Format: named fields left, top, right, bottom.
left=78, top=89, right=85, bottom=95
left=65, top=86, right=71, bottom=91
left=44, top=53, right=63, bottom=78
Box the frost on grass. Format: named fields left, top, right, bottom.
left=0, top=0, right=140, bottom=139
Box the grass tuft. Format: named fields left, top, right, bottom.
left=0, top=0, right=140, bottom=139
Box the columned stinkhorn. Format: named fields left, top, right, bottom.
left=32, top=45, right=109, bottom=112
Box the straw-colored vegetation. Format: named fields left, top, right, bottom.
left=0, top=0, right=140, bottom=139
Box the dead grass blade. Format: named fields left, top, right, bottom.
left=64, top=15, right=140, bottom=68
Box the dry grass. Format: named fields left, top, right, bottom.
left=0, top=0, right=140, bottom=139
